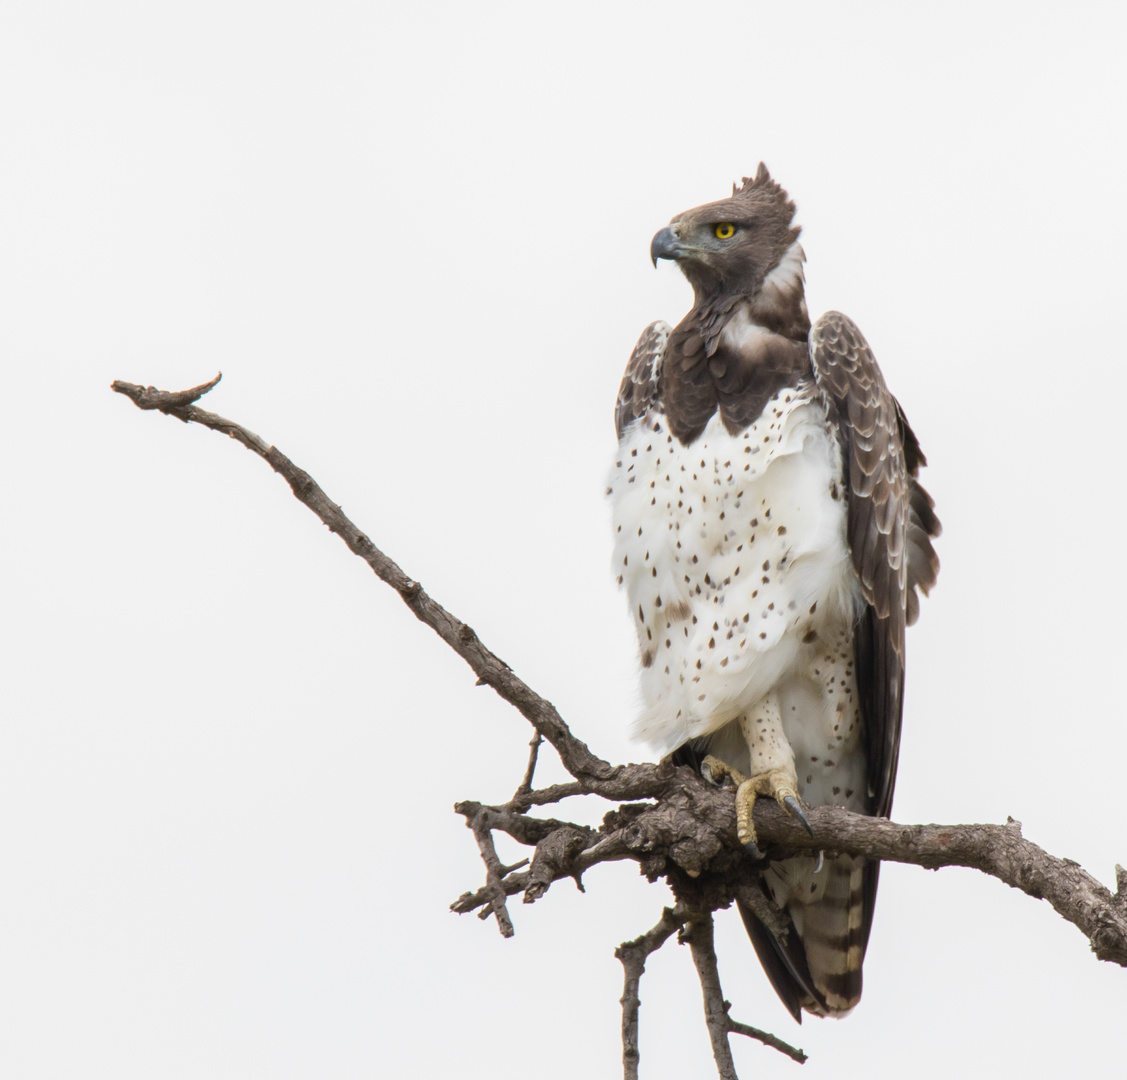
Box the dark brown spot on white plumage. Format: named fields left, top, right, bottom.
left=641, top=649, right=654, bottom=668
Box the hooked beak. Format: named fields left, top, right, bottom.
left=650, top=225, right=683, bottom=267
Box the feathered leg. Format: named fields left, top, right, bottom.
left=703, top=693, right=813, bottom=856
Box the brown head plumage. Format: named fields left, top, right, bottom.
left=650, top=163, right=803, bottom=309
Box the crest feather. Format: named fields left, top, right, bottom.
left=731, top=163, right=797, bottom=227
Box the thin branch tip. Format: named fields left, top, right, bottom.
left=111, top=372, right=222, bottom=414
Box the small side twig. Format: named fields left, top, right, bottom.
left=512, top=732, right=543, bottom=801
left=615, top=905, right=690, bottom=1080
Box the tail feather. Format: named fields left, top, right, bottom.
left=737, top=892, right=823, bottom=1023
left=790, top=854, right=866, bottom=1016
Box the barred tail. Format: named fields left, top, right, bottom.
left=742, top=853, right=871, bottom=1021
left=797, top=854, right=866, bottom=1016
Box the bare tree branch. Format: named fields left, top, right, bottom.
left=686, top=911, right=741, bottom=1079
left=685, top=910, right=807, bottom=1073
left=110, top=375, right=613, bottom=783
left=615, top=905, right=690, bottom=1080
left=467, top=805, right=516, bottom=938
left=113, top=375, right=1127, bottom=1075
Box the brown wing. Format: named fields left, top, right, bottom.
left=810, top=311, right=939, bottom=821
left=809, top=311, right=940, bottom=993
left=615, top=321, right=670, bottom=439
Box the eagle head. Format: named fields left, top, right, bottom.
left=651, top=162, right=803, bottom=307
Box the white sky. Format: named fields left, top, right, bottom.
left=3, top=2, right=1126, bottom=1077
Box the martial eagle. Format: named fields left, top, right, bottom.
left=609, top=165, right=940, bottom=1020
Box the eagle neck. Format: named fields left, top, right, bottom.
left=691, top=290, right=810, bottom=359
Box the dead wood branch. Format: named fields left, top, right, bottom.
left=113, top=375, right=1127, bottom=1076
left=685, top=910, right=807, bottom=1069
left=616, top=905, right=691, bottom=1080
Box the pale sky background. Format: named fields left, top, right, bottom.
left=2, top=3, right=1126, bottom=1077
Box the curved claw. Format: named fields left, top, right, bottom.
left=743, top=838, right=763, bottom=860
left=782, top=795, right=815, bottom=838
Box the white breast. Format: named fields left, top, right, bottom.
left=609, top=388, right=860, bottom=757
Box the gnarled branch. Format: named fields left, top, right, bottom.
left=113, top=375, right=1127, bottom=1077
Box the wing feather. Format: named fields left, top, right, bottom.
left=615, top=321, right=671, bottom=439
left=810, top=311, right=940, bottom=818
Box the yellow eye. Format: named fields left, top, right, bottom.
left=714, top=222, right=735, bottom=239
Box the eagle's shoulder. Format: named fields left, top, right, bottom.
left=615, top=321, right=670, bottom=440
left=808, top=310, right=940, bottom=625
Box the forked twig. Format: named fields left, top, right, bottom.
left=685, top=911, right=806, bottom=1072
left=615, top=906, right=690, bottom=1080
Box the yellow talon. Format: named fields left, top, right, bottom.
left=735, top=768, right=811, bottom=855
left=700, top=754, right=747, bottom=788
